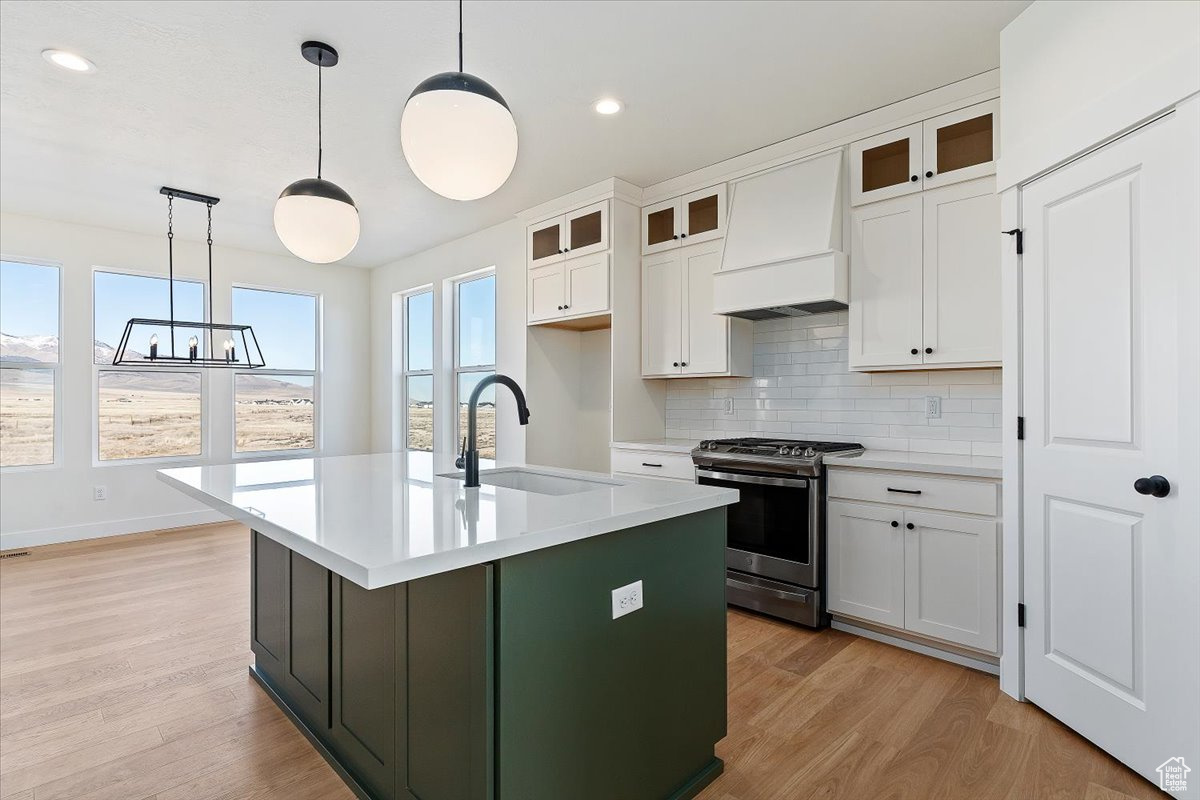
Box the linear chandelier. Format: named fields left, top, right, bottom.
left=112, top=187, right=266, bottom=369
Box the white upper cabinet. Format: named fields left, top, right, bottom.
left=849, top=176, right=1000, bottom=371
left=641, top=185, right=726, bottom=255
left=641, top=240, right=751, bottom=378
left=921, top=100, right=998, bottom=190
left=850, top=122, right=923, bottom=206
left=849, top=193, right=925, bottom=369
left=527, top=201, right=611, bottom=326
left=850, top=101, right=997, bottom=206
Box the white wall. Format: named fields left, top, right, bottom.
left=665, top=311, right=1002, bottom=457
left=0, top=212, right=372, bottom=548
left=369, top=218, right=526, bottom=463
left=998, top=0, right=1200, bottom=189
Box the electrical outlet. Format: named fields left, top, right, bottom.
left=93, top=485, right=108, bottom=501
left=925, top=396, right=942, bottom=420
left=723, top=397, right=735, bottom=415
left=611, top=580, right=643, bottom=620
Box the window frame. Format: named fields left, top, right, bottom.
left=91, top=265, right=209, bottom=467
left=230, top=283, right=322, bottom=460
left=452, top=268, right=497, bottom=460
left=0, top=255, right=63, bottom=472
left=400, top=286, right=435, bottom=453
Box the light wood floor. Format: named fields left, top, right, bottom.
left=0, top=524, right=1164, bottom=800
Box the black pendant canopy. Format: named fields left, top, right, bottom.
left=112, top=187, right=266, bottom=369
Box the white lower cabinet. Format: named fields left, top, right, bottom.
left=827, top=469, right=1000, bottom=654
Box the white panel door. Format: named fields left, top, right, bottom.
left=1021, top=110, right=1199, bottom=791
left=903, top=510, right=998, bottom=652
left=849, top=194, right=924, bottom=369
left=922, top=177, right=1001, bottom=365
left=641, top=251, right=683, bottom=376
left=826, top=501, right=905, bottom=628
left=681, top=241, right=727, bottom=376
left=563, top=252, right=609, bottom=317
left=527, top=263, right=564, bottom=323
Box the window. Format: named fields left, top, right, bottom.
left=94, top=270, right=205, bottom=461
left=454, top=272, right=496, bottom=460
left=403, top=290, right=434, bottom=451
left=1, top=260, right=60, bottom=467
left=232, top=287, right=318, bottom=454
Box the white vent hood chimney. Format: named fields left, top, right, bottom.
left=713, top=149, right=847, bottom=319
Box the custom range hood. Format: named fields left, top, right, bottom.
left=713, top=149, right=847, bottom=320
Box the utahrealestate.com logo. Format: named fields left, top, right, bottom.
left=1157, top=757, right=1190, bottom=793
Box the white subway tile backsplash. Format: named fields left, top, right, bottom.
left=664, top=313, right=1003, bottom=455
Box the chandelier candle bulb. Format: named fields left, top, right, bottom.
left=223, top=339, right=232, bottom=362
left=149, top=334, right=158, bottom=359
left=188, top=335, right=198, bottom=361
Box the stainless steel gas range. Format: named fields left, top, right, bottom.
left=691, top=438, right=864, bottom=628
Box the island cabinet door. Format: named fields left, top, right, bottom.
left=251, top=533, right=331, bottom=735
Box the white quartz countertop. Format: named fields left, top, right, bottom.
left=159, top=452, right=737, bottom=589
left=824, top=449, right=1003, bottom=479
left=610, top=438, right=701, bottom=454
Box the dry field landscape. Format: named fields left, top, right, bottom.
left=406, top=404, right=495, bottom=459
left=0, top=370, right=53, bottom=466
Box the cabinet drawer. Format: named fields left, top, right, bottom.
left=610, top=449, right=695, bottom=481
left=827, top=468, right=997, bottom=516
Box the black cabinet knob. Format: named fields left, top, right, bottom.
left=557, top=305, right=563, bottom=310
left=891, top=520, right=899, bottom=528
left=925, top=347, right=933, bottom=354
left=906, top=522, right=915, bottom=530
left=564, top=247, right=570, bottom=252
left=1134, top=475, right=1171, bottom=498
left=681, top=232, right=688, bottom=238
left=673, top=362, right=680, bottom=367
left=681, top=361, right=687, bottom=367
left=911, top=348, right=919, bottom=355
left=910, top=175, right=918, bottom=182
left=557, top=249, right=563, bottom=254
left=563, top=304, right=569, bottom=310
left=672, top=234, right=679, bottom=240
left=925, top=170, right=934, bottom=178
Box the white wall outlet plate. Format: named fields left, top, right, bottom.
left=93, top=485, right=107, bottom=501
left=724, top=397, right=735, bottom=415
left=925, top=396, right=942, bottom=419
left=611, top=580, right=643, bottom=619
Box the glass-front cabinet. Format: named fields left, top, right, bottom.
left=640, top=184, right=726, bottom=255
left=526, top=201, right=609, bottom=269
left=850, top=100, right=997, bottom=206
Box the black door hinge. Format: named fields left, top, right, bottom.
left=1017, top=603, right=1026, bottom=628
left=1002, top=228, right=1024, bottom=255
left=1017, top=416, right=1025, bottom=440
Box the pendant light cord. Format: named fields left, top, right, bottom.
left=317, top=54, right=323, bottom=180
left=167, top=194, right=176, bottom=356
left=458, top=0, right=463, bottom=72
left=206, top=203, right=214, bottom=341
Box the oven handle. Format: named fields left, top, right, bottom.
left=696, top=468, right=809, bottom=488
left=727, top=577, right=810, bottom=603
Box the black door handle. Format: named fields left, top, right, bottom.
left=1134, top=475, right=1171, bottom=498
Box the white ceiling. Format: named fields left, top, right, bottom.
left=0, top=0, right=1029, bottom=268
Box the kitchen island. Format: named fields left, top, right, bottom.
left=159, top=452, right=737, bottom=800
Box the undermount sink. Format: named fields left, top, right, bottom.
left=442, top=468, right=616, bottom=496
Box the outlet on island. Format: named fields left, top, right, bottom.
left=93, top=485, right=108, bottom=501
left=611, top=580, right=644, bottom=619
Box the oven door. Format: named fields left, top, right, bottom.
left=695, top=467, right=820, bottom=588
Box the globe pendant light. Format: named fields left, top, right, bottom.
left=274, top=41, right=360, bottom=264
left=401, top=0, right=518, bottom=201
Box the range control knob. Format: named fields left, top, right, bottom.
left=779, top=445, right=792, bottom=456
left=803, top=447, right=816, bottom=458
left=698, top=441, right=710, bottom=451
left=707, top=441, right=719, bottom=451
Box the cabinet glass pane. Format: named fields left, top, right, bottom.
left=569, top=211, right=602, bottom=250
left=646, top=207, right=675, bottom=247
left=686, top=194, right=719, bottom=236
left=406, top=375, right=433, bottom=451
left=861, top=137, right=910, bottom=193
left=531, top=224, right=561, bottom=261
left=936, top=114, right=993, bottom=175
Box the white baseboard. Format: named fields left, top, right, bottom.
left=832, top=618, right=1001, bottom=676
left=0, top=509, right=227, bottom=551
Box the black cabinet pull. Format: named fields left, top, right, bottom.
left=681, top=232, right=688, bottom=238
left=925, top=170, right=934, bottom=178
left=557, top=305, right=563, bottom=310
left=557, top=249, right=563, bottom=254
left=563, top=304, right=569, bottom=309
left=906, top=522, right=915, bottom=530
left=910, top=175, right=918, bottom=182
left=910, top=348, right=919, bottom=355
left=673, top=362, right=680, bottom=367
left=890, top=520, right=899, bottom=528
left=1134, top=475, right=1171, bottom=498
left=925, top=347, right=933, bottom=354
left=887, top=487, right=922, bottom=495
left=672, top=234, right=679, bottom=240
left=642, top=462, right=663, bottom=468
left=681, top=361, right=688, bottom=367
left=564, top=247, right=570, bottom=252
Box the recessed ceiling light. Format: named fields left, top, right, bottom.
left=594, top=98, right=623, bottom=115
left=42, top=49, right=96, bottom=73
